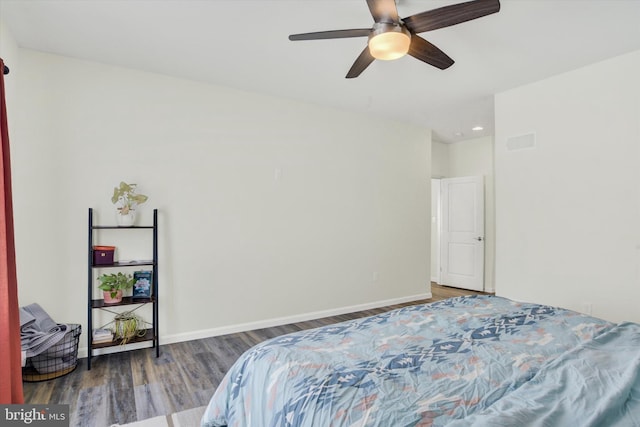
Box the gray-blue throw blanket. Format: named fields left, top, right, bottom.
left=20, top=303, right=75, bottom=373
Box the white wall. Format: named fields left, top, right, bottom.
left=9, top=48, right=432, bottom=354
left=431, top=141, right=450, bottom=178
left=495, top=50, right=640, bottom=323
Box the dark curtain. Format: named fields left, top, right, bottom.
left=0, top=58, right=24, bottom=404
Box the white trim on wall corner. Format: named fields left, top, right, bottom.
left=76, top=292, right=433, bottom=358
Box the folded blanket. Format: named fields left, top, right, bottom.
left=20, top=303, right=69, bottom=358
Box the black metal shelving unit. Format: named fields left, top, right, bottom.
left=87, top=208, right=159, bottom=370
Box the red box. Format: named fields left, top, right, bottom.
left=93, top=246, right=115, bottom=265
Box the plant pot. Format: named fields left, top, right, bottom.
left=116, top=210, right=136, bottom=227
left=103, top=290, right=123, bottom=304
left=114, top=312, right=145, bottom=345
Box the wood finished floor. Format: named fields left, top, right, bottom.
left=23, top=284, right=488, bottom=427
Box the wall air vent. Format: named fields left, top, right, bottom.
left=506, top=133, right=536, bottom=151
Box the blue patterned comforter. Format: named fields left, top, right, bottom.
left=202, top=295, right=637, bottom=426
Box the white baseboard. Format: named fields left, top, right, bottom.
left=78, top=292, right=432, bottom=358
left=78, top=340, right=153, bottom=359
left=161, top=292, right=433, bottom=345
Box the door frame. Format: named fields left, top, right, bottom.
left=431, top=179, right=441, bottom=284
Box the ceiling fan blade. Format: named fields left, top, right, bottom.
left=346, top=47, right=375, bottom=79
left=289, top=29, right=371, bottom=41
left=366, top=0, right=399, bottom=23
left=407, top=36, right=454, bottom=70
left=403, top=0, right=500, bottom=34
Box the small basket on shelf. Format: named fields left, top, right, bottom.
left=93, top=245, right=116, bottom=265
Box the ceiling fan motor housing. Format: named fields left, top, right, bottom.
left=368, top=22, right=411, bottom=60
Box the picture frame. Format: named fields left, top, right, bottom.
left=132, top=270, right=152, bottom=298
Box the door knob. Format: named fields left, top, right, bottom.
left=474, top=237, right=483, bottom=241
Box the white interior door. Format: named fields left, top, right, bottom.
left=441, top=176, right=485, bottom=291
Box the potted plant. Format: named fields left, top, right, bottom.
left=111, top=181, right=148, bottom=226
left=114, top=311, right=147, bottom=345
left=98, top=272, right=134, bottom=304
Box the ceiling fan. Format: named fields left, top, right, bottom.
left=289, top=0, right=500, bottom=78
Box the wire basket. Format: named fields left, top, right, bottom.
left=22, top=324, right=82, bottom=382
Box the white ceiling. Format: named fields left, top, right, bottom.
left=1, top=0, right=640, bottom=142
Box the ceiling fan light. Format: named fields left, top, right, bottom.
left=368, top=24, right=411, bottom=61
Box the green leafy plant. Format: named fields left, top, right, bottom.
left=97, top=272, right=134, bottom=299
left=111, top=182, right=148, bottom=215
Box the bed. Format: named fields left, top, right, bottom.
left=201, top=295, right=640, bottom=426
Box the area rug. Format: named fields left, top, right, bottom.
left=112, top=405, right=206, bottom=427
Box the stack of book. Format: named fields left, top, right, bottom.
left=92, top=328, right=113, bottom=344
